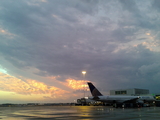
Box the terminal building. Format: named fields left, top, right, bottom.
left=110, top=88, right=149, bottom=96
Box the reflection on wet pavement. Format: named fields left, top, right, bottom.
left=1, top=106, right=160, bottom=120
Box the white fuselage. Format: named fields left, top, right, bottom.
left=89, top=95, right=138, bottom=103
left=89, top=95, right=155, bottom=104
left=137, top=96, right=155, bottom=103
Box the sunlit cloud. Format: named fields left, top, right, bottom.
left=52, top=14, right=64, bottom=22
left=146, top=33, right=150, bottom=35
left=0, top=28, right=16, bottom=37
left=46, top=75, right=61, bottom=80
left=47, top=76, right=89, bottom=90
left=65, top=79, right=89, bottom=90
left=1, top=30, right=5, bottom=33
left=113, top=30, right=160, bottom=53
left=0, top=72, right=69, bottom=99
left=41, top=0, right=47, bottom=2
left=25, top=0, right=47, bottom=6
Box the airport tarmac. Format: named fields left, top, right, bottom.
left=1, top=106, right=160, bottom=120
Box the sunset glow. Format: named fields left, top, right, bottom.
left=1, top=0, right=160, bottom=103
left=0, top=72, right=70, bottom=103
left=65, top=79, right=89, bottom=90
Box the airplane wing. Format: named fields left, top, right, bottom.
left=123, top=98, right=139, bottom=103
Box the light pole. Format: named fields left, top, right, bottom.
left=82, top=71, right=86, bottom=97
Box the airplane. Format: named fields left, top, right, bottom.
left=87, top=82, right=155, bottom=106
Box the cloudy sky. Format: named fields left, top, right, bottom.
left=0, top=0, right=160, bottom=103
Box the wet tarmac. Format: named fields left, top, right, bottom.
left=0, top=106, right=160, bottom=120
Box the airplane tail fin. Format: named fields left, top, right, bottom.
left=87, top=82, right=103, bottom=97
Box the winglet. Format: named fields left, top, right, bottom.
left=87, top=82, right=103, bottom=97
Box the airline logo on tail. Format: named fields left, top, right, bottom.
left=87, top=82, right=103, bottom=97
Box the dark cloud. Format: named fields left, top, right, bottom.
left=120, top=0, right=158, bottom=30
left=152, top=0, right=160, bottom=10
left=0, top=0, right=160, bottom=96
